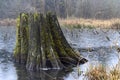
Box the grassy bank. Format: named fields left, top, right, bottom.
left=1, top=18, right=120, bottom=28
left=59, top=18, right=120, bottom=29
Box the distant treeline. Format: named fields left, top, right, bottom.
left=0, top=0, right=120, bottom=19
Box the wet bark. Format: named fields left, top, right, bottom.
left=14, top=13, right=29, bottom=64
left=20, top=13, right=29, bottom=64
left=14, top=13, right=87, bottom=71
left=26, top=14, right=41, bottom=70
left=14, top=16, right=21, bottom=63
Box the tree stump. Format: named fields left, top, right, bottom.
left=14, top=16, right=21, bottom=63
left=14, top=13, right=87, bottom=71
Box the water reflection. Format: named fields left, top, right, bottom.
left=15, top=64, right=72, bottom=80
left=0, top=26, right=119, bottom=80
left=0, top=50, right=17, bottom=80
left=63, top=28, right=120, bottom=80
left=64, top=47, right=119, bottom=80
left=0, top=26, right=16, bottom=52
left=0, top=48, right=72, bottom=80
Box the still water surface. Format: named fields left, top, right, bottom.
left=0, top=26, right=119, bottom=80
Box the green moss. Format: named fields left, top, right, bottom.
left=34, top=13, right=40, bottom=22
left=14, top=12, right=87, bottom=70
left=15, top=13, right=28, bottom=63
left=14, top=16, right=21, bottom=62
left=21, top=13, right=29, bottom=54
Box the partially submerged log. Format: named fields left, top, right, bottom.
left=14, top=13, right=87, bottom=71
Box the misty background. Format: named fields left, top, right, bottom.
left=0, top=0, right=120, bottom=19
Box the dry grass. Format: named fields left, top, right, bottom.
left=85, top=65, right=108, bottom=80
left=109, top=65, right=120, bottom=80
left=0, top=18, right=16, bottom=26
left=0, top=18, right=120, bottom=28
left=59, top=18, right=120, bottom=29
left=85, top=64, right=120, bottom=80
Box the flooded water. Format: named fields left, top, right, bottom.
left=0, top=26, right=119, bottom=80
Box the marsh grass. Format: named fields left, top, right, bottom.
left=59, top=18, right=120, bottom=80
left=59, top=18, right=120, bottom=29
left=85, top=64, right=120, bottom=80
left=109, top=65, right=120, bottom=80
left=85, top=65, right=108, bottom=80
left=0, top=18, right=16, bottom=26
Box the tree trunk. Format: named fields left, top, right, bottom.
left=20, top=13, right=29, bottom=64
left=26, top=13, right=41, bottom=70
left=14, top=16, right=21, bottom=63
left=14, top=13, right=87, bottom=71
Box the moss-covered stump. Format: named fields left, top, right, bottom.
left=26, top=14, right=41, bottom=70
left=20, top=13, right=29, bottom=64
left=14, top=13, right=87, bottom=71
left=14, top=16, right=21, bottom=63
left=14, top=13, right=29, bottom=64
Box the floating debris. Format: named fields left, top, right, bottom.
left=106, top=36, right=110, bottom=41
